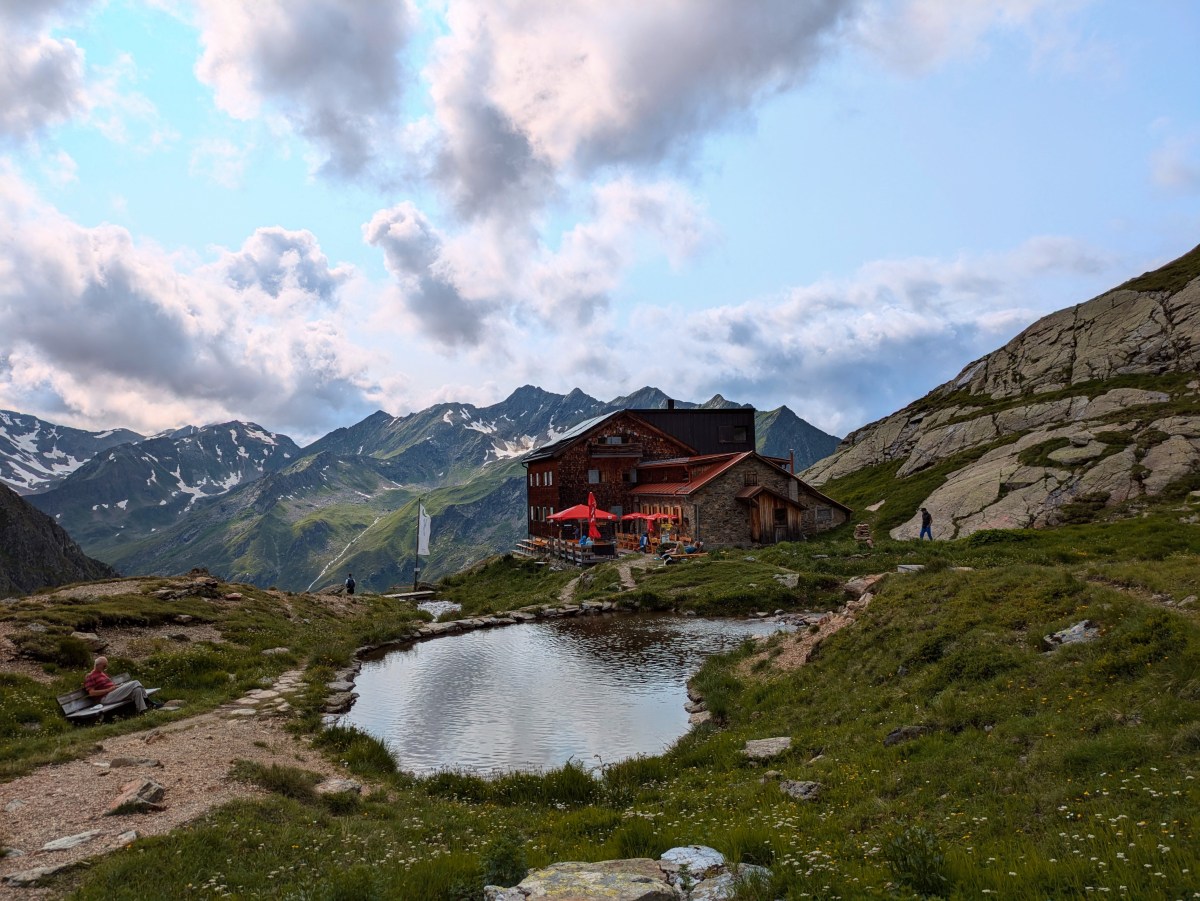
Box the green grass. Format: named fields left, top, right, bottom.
left=1119, top=241, right=1200, bottom=294
left=13, top=502, right=1200, bottom=900
left=437, top=554, right=577, bottom=614
left=0, top=583, right=424, bottom=779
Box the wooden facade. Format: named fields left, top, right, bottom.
left=524, top=411, right=693, bottom=539
left=525, top=408, right=851, bottom=546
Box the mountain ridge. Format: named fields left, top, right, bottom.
left=804, top=241, right=1200, bottom=540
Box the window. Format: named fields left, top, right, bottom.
left=528, top=473, right=533, bottom=486
left=541, top=506, right=548, bottom=521
left=719, top=425, right=749, bottom=443
left=529, top=506, right=535, bottom=520
left=588, top=469, right=600, bottom=484
left=816, top=508, right=832, bottom=523
left=611, top=506, right=623, bottom=518
left=774, top=508, right=787, bottom=525
left=743, top=471, right=758, bottom=487
left=535, top=472, right=541, bottom=487
left=622, top=469, right=638, bottom=483
left=604, top=435, right=624, bottom=445
left=547, top=471, right=553, bottom=486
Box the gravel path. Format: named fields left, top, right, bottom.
left=0, top=671, right=341, bottom=898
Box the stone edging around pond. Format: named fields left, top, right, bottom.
left=319, top=599, right=831, bottom=723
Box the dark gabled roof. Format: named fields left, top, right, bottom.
left=524, top=410, right=695, bottom=464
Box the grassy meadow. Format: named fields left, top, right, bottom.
left=2, top=481, right=1199, bottom=898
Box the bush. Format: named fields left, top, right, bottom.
left=883, top=826, right=951, bottom=898
left=11, top=631, right=92, bottom=668
left=1094, top=609, right=1186, bottom=679
left=480, top=830, right=528, bottom=888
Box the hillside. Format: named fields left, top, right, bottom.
left=2, top=494, right=1197, bottom=898
left=0, top=483, right=116, bottom=595
left=805, top=241, right=1200, bottom=540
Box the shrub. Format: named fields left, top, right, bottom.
left=11, top=631, right=92, bottom=668
left=1059, top=491, right=1111, bottom=525
left=480, top=829, right=528, bottom=888
left=883, top=826, right=951, bottom=898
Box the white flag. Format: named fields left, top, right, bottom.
left=417, top=503, right=431, bottom=556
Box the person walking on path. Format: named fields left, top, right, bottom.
left=84, top=656, right=160, bottom=711
left=919, top=507, right=934, bottom=541
left=345, top=573, right=356, bottom=595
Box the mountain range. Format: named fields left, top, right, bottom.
left=0, top=388, right=839, bottom=593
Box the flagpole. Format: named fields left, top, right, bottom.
left=413, top=495, right=422, bottom=592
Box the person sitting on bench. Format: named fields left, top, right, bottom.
left=84, top=656, right=161, bottom=712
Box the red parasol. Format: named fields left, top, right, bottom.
left=547, top=504, right=618, bottom=522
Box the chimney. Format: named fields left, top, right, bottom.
left=667, top=398, right=675, bottom=410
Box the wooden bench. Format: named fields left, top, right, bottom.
left=57, top=673, right=160, bottom=723
left=662, top=551, right=708, bottom=563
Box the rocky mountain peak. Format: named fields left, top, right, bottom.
left=804, top=243, right=1200, bottom=541
left=0, top=483, right=117, bottom=594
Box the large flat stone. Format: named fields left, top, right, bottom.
left=513, top=859, right=681, bottom=900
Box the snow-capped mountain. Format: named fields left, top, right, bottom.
left=28, top=421, right=300, bottom=553
left=0, top=409, right=143, bottom=495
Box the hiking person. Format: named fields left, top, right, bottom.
left=919, top=507, right=933, bottom=541
left=345, top=573, right=356, bottom=595
left=84, top=656, right=160, bottom=711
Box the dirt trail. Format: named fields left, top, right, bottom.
left=0, top=671, right=340, bottom=898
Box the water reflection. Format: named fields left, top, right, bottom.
left=338, top=614, right=789, bottom=776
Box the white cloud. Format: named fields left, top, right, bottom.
left=193, top=0, right=414, bottom=179
left=853, top=0, right=1086, bottom=74
left=1151, top=131, right=1200, bottom=194
left=427, top=0, right=856, bottom=218
left=0, top=33, right=87, bottom=139
left=0, top=168, right=378, bottom=437
left=363, top=177, right=712, bottom=348
left=510, top=238, right=1117, bottom=436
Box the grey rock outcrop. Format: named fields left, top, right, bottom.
left=803, top=246, right=1200, bottom=539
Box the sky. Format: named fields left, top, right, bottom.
left=0, top=0, right=1197, bottom=445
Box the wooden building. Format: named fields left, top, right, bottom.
left=524, top=407, right=850, bottom=545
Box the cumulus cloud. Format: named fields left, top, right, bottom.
left=427, top=0, right=856, bottom=217
left=194, top=0, right=413, bottom=179
left=215, top=227, right=354, bottom=303
left=0, top=168, right=376, bottom=437
left=363, top=178, right=711, bottom=347
left=0, top=20, right=87, bottom=139
left=363, top=201, right=494, bottom=348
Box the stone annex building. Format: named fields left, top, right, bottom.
left=524, top=405, right=851, bottom=547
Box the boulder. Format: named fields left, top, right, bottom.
left=70, top=631, right=106, bottom=651
left=660, top=845, right=725, bottom=882
left=1043, top=620, right=1101, bottom=651
left=315, top=778, right=362, bottom=796
left=780, top=780, right=822, bottom=802
left=741, top=737, right=791, bottom=760
left=106, top=778, right=166, bottom=814
left=504, top=859, right=681, bottom=900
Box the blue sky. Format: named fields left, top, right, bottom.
left=0, top=0, right=1197, bottom=444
